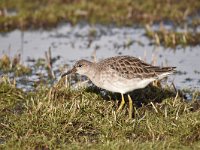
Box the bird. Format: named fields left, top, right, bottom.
left=61, top=55, right=176, bottom=119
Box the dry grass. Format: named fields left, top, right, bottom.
left=145, top=24, right=200, bottom=47
left=0, top=54, right=31, bottom=76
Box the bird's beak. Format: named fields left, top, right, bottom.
left=61, top=67, right=77, bottom=78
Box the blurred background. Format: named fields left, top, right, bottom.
left=0, top=0, right=200, bottom=90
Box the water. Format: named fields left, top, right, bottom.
left=0, top=23, right=200, bottom=90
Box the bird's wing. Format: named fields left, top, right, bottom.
left=98, top=56, right=175, bottom=79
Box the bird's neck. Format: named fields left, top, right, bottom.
left=85, top=63, right=98, bottom=80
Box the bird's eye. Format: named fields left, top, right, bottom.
left=78, top=64, right=82, bottom=67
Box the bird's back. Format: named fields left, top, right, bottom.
left=97, top=55, right=176, bottom=79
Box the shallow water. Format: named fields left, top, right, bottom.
left=0, top=23, right=200, bottom=90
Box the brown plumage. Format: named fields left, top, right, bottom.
left=97, top=56, right=176, bottom=79
left=62, top=55, right=176, bottom=119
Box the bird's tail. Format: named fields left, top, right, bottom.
left=154, top=66, right=176, bottom=74
left=153, top=66, right=176, bottom=79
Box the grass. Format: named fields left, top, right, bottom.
left=1, top=0, right=200, bottom=47
left=0, top=54, right=31, bottom=77
left=145, top=24, right=200, bottom=47
left=0, top=76, right=200, bottom=149
left=0, top=1, right=200, bottom=148
left=0, top=0, right=200, bottom=31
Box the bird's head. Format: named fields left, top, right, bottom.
left=61, top=59, right=93, bottom=77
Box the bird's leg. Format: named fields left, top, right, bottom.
left=152, top=80, right=162, bottom=88
left=117, top=93, right=125, bottom=112
left=127, top=94, right=133, bottom=119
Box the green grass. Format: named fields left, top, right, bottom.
left=0, top=0, right=200, bottom=31
left=0, top=77, right=200, bottom=149
left=1, top=0, right=200, bottom=46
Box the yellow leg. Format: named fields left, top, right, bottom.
left=128, top=94, right=133, bottom=119
left=117, top=93, right=125, bottom=112
left=152, top=80, right=162, bottom=88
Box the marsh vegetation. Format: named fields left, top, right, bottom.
left=0, top=76, right=200, bottom=149
left=0, top=0, right=200, bottom=149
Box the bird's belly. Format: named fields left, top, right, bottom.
left=98, top=77, right=156, bottom=94
left=89, top=70, right=156, bottom=94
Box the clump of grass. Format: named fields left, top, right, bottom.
left=0, top=77, right=200, bottom=149
left=0, top=54, right=31, bottom=76
left=0, top=77, right=26, bottom=115
left=145, top=24, right=200, bottom=47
